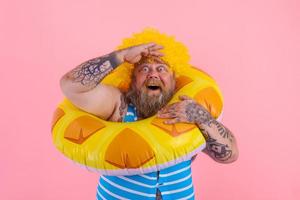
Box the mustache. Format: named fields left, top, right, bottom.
left=143, top=78, right=164, bottom=88
left=126, top=84, right=174, bottom=118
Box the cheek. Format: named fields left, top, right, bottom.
left=161, top=76, right=174, bottom=88
left=135, top=77, right=146, bottom=89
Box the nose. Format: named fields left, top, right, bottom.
left=147, top=71, right=159, bottom=80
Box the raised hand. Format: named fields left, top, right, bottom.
left=119, top=43, right=164, bottom=64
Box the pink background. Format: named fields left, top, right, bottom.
left=1, top=0, right=299, bottom=199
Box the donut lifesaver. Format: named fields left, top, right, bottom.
left=51, top=67, right=223, bottom=175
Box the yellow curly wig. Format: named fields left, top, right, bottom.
left=101, top=28, right=192, bottom=91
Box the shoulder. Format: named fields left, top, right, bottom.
left=107, top=92, right=128, bottom=122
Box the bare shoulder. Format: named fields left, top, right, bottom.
left=61, top=83, right=128, bottom=121
left=107, top=91, right=128, bottom=122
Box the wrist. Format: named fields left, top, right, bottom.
left=114, top=50, right=126, bottom=65
left=194, top=103, right=214, bottom=126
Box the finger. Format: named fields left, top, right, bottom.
left=149, top=51, right=164, bottom=57
left=140, top=42, right=156, bottom=49
left=179, top=95, right=193, bottom=101
left=157, top=112, right=177, bottom=118
left=159, top=103, right=179, bottom=114
left=149, top=45, right=164, bottom=51
left=164, top=118, right=181, bottom=125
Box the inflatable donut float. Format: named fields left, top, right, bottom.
left=51, top=67, right=223, bottom=176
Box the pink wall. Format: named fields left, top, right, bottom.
left=1, top=0, right=299, bottom=199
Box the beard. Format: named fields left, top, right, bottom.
left=126, top=81, right=175, bottom=119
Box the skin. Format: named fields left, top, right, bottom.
left=60, top=42, right=239, bottom=164
left=127, top=58, right=176, bottom=119
left=157, top=95, right=239, bottom=163
left=60, top=43, right=164, bottom=121
left=132, top=61, right=175, bottom=97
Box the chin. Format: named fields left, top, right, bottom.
left=146, top=90, right=162, bottom=96
left=126, top=85, right=174, bottom=118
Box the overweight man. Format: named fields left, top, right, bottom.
left=60, top=41, right=239, bottom=200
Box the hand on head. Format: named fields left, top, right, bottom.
left=120, top=43, right=164, bottom=64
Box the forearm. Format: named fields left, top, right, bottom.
left=197, top=119, right=238, bottom=163
left=60, top=50, right=124, bottom=93
left=184, top=102, right=238, bottom=163
left=157, top=96, right=239, bottom=163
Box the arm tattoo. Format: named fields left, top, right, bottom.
left=68, top=51, right=121, bottom=88
left=185, top=102, right=213, bottom=125
left=200, top=127, right=232, bottom=161
left=184, top=102, right=235, bottom=161
left=208, top=120, right=233, bottom=141
left=185, top=102, right=233, bottom=141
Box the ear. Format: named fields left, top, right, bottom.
left=173, top=71, right=176, bottom=79
left=131, top=68, right=137, bottom=81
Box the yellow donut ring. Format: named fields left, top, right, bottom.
left=51, top=67, right=223, bottom=175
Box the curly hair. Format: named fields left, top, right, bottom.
left=101, top=28, right=192, bottom=92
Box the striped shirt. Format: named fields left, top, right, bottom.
left=96, top=104, right=195, bottom=200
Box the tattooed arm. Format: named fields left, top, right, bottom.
left=157, top=95, right=239, bottom=164
left=60, top=50, right=125, bottom=120
left=60, top=43, right=164, bottom=121
left=196, top=117, right=239, bottom=163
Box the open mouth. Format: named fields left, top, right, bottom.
left=146, top=85, right=161, bottom=91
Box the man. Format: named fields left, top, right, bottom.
left=60, top=39, right=238, bottom=199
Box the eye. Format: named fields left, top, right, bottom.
left=142, top=66, right=149, bottom=72
left=139, top=65, right=149, bottom=73
left=157, top=65, right=167, bottom=72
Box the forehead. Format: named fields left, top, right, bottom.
left=135, top=56, right=168, bottom=66
left=135, top=57, right=170, bottom=70
left=136, top=62, right=169, bottom=69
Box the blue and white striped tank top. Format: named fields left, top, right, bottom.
left=96, top=104, right=195, bottom=200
